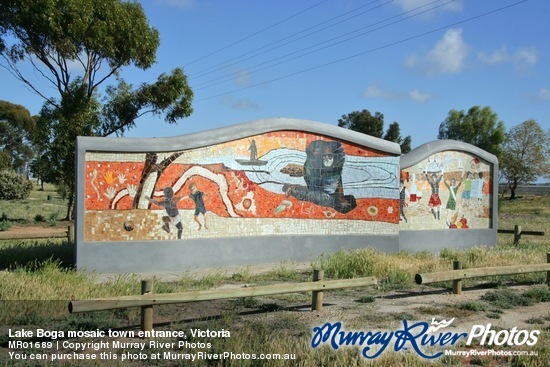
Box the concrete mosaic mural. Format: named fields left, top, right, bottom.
left=400, top=151, right=492, bottom=231
left=83, top=130, right=401, bottom=242
left=75, top=119, right=497, bottom=272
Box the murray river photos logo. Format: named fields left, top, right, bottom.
left=310, top=318, right=540, bottom=359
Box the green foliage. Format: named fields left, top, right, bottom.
left=34, top=213, right=45, bottom=222
left=0, top=169, right=33, bottom=200
left=438, top=106, right=505, bottom=157
left=500, top=119, right=550, bottom=199
left=0, top=101, right=35, bottom=172
left=384, top=121, right=412, bottom=153
left=457, top=301, right=487, bottom=312
left=338, top=109, right=385, bottom=136
left=338, top=109, right=412, bottom=153
left=523, top=286, right=550, bottom=302
left=0, top=151, right=9, bottom=170
left=480, top=289, right=532, bottom=309
left=357, top=295, right=375, bottom=303
left=0, top=218, right=11, bottom=231
left=1, top=0, right=194, bottom=218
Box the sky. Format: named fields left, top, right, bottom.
left=1, top=0, right=549, bottom=150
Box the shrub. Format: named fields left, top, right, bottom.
left=0, top=219, right=11, bottom=231
left=34, top=214, right=45, bottom=222
left=480, top=289, right=532, bottom=309
left=457, top=301, right=487, bottom=312
left=523, top=286, right=550, bottom=302
left=0, top=170, right=33, bottom=200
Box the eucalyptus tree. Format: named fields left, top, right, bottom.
left=0, top=100, right=35, bottom=172
left=338, top=109, right=412, bottom=153
left=500, top=119, right=550, bottom=199
left=1, top=0, right=194, bottom=218
left=438, top=106, right=505, bottom=157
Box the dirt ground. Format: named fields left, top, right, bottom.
left=0, top=223, right=69, bottom=240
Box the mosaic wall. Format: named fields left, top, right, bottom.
left=84, top=131, right=401, bottom=241
left=400, top=151, right=492, bottom=230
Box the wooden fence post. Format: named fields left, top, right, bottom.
left=452, top=261, right=462, bottom=295
left=67, top=224, right=74, bottom=243
left=514, top=225, right=522, bottom=245
left=311, top=269, right=324, bottom=311
left=141, top=280, right=153, bottom=334
left=547, top=253, right=550, bottom=288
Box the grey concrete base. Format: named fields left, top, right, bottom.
left=399, top=229, right=497, bottom=253
left=76, top=235, right=399, bottom=273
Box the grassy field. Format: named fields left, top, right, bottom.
left=0, top=189, right=549, bottom=366
left=0, top=183, right=67, bottom=228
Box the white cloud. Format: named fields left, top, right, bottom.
left=221, top=96, right=259, bottom=110
left=363, top=85, right=398, bottom=99
left=227, top=66, right=252, bottom=87
left=513, top=47, right=538, bottom=71
left=405, top=28, right=470, bottom=75
left=409, top=89, right=432, bottom=102
left=363, top=84, right=432, bottom=103
left=478, top=46, right=538, bottom=73
left=427, top=29, right=470, bottom=74
left=478, top=48, right=508, bottom=64
left=394, top=0, right=463, bottom=14
left=234, top=69, right=252, bottom=87
left=537, top=88, right=550, bottom=101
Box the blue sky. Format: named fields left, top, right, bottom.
left=1, top=0, right=548, bottom=149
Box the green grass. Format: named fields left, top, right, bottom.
left=0, top=183, right=67, bottom=225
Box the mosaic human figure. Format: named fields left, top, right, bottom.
left=425, top=171, right=443, bottom=220
left=444, top=176, right=463, bottom=211
left=473, top=172, right=485, bottom=202
left=145, top=187, right=184, bottom=239
left=283, top=140, right=357, bottom=214
left=248, top=140, right=258, bottom=161
left=461, top=171, right=473, bottom=205
left=184, top=183, right=208, bottom=230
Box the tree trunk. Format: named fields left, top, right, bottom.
left=509, top=179, right=519, bottom=200
left=65, top=192, right=74, bottom=221
left=509, top=186, right=516, bottom=200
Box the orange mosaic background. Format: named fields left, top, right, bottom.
left=84, top=131, right=400, bottom=225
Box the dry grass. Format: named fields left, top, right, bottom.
left=1, top=195, right=549, bottom=366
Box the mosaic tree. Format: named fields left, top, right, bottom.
left=132, top=152, right=183, bottom=209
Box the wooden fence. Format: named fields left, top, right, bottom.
left=67, top=255, right=550, bottom=333
left=415, top=253, right=550, bottom=294
left=497, top=225, right=545, bottom=244
left=69, top=271, right=377, bottom=332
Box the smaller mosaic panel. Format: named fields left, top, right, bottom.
left=400, top=151, right=492, bottom=230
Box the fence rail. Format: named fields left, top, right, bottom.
left=416, top=253, right=550, bottom=294
left=69, top=273, right=377, bottom=332
left=497, top=224, right=545, bottom=244
left=68, top=254, right=550, bottom=333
